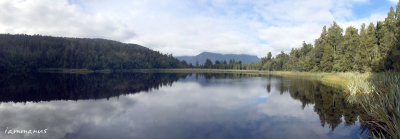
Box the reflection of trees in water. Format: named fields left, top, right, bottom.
left=0, top=73, right=266, bottom=103
left=200, top=73, right=259, bottom=80
left=0, top=72, right=189, bottom=103
left=0, top=72, right=375, bottom=133
left=198, top=73, right=366, bottom=131
left=268, top=76, right=368, bottom=131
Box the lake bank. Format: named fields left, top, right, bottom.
left=37, top=68, right=397, bottom=96
left=38, top=68, right=354, bottom=89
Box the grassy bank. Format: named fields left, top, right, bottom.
left=347, top=72, right=400, bottom=138
left=129, top=69, right=353, bottom=89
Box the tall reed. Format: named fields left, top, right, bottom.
left=347, top=72, right=400, bottom=138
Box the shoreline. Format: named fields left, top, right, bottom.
left=37, top=68, right=351, bottom=90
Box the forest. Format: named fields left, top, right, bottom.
left=198, top=59, right=245, bottom=70
left=2, top=2, right=400, bottom=73
left=0, top=34, right=187, bottom=71
left=246, top=4, right=400, bottom=72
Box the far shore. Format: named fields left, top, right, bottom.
left=37, top=68, right=352, bottom=90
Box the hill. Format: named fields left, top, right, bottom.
left=177, top=52, right=260, bottom=65
left=0, top=34, right=187, bottom=71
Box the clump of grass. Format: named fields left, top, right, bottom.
left=347, top=73, right=374, bottom=96
left=347, top=72, right=400, bottom=138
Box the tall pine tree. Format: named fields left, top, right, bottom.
left=312, top=26, right=328, bottom=71
left=392, top=0, right=400, bottom=71
left=326, top=22, right=344, bottom=71
left=341, top=26, right=359, bottom=71
left=321, top=44, right=334, bottom=72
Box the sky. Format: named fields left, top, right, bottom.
left=0, top=0, right=398, bottom=57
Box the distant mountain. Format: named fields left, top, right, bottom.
left=177, top=52, right=260, bottom=65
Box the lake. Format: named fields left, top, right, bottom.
left=0, top=72, right=369, bottom=139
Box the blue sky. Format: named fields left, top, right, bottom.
left=0, top=0, right=398, bottom=57
left=353, top=0, right=396, bottom=18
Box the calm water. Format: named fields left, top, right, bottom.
left=0, top=72, right=369, bottom=139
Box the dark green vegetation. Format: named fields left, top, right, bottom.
left=247, top=3, right=400, bottom=72
left=201, top=58, right=246, bottom=69
left=177, top=52, right=260, bottom=65
left=0, top=34, right=187, bottom=71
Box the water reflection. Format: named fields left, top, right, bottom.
left=0, top=72, right=189, bottom=102
left=0, top=73, right=368, bottom=139
left=276, top=76, right=368, bottom=130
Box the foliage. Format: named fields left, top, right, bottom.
left=248, top=2, right=400, bottom=73
left=200, top=58, right=245, bottom=70
left=177, top=52, right=260, bottom=65
left=0, top=34, right=188, bottom=71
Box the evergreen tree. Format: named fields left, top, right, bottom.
left=276, top=51, right=290, bottom=70
left=327, top=21, right=344, bottom=64
left=341, top=26, right=359, bottom=71
left=251, top=2, right=400, bottom=72
left=261, top=52, right=272, bottom=65
left=378, top=7, right=397, bottom=71
left=358, top=23, right=378, bottom=72
left=288, top=49, right=300, bottom=71
left=355, top=24, right=368, bottom=72
left=195, top=59, right=199, bottom=67
left=204, top=59, right=213, bottom=68
left=320, top=44, right=334, bottom=72
left=267, top=52, right=272, bottom=60
left=313, top=26, right=328, bottom=71
left=392, top=0, right=400, bottom=71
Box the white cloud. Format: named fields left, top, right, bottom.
left=0, top=0, right=392, bottom=57
left=338, top=13, right=387, bottom=30
left=388, top=0, right=398, bottom=4
left=0, top=0, right=135, bottom=41
left=259, top=24, right=322, bottom=51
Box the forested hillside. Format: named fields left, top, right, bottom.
left=0, top=34, right=187, bottom=71
left=247, top=3, right=400, bottom=72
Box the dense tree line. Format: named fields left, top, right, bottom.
left=199, top=58, right=245, bottom=70
left=248, top=2, right=400, bottom=72
left=0, top=34, right=188, bottom=71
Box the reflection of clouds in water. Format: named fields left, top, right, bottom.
left=0, top=76, right=361, bottom=139
left=256, top=94, right=270, bottom=103
left=256, top=93, right=317, bottom=121
left=0, top=98, right=137, bottom=139
left=254, top=93, right=332, bottom=139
